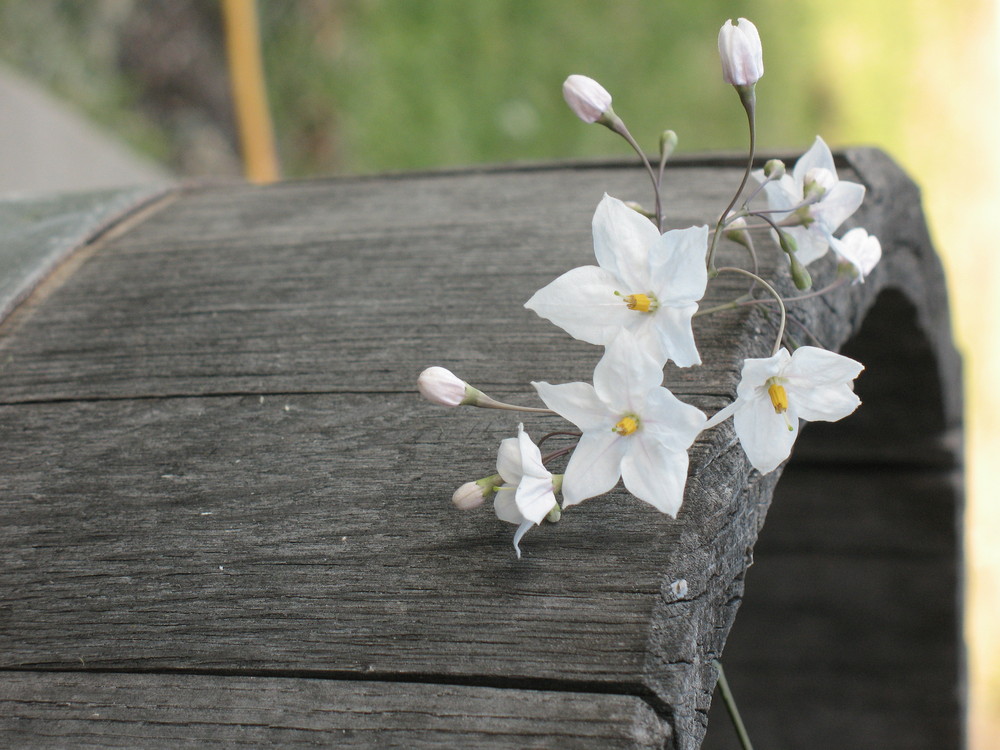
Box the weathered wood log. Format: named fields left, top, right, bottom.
left=0, top=152, right=963, bottom=749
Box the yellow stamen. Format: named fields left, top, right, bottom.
left=767, top=382, right=788, bottom=414
left=623, top=293, right=653, bottom=312
left=614, top=415, right=639, bottom=436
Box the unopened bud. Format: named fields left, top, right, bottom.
left=452, top=482, right=487, bottom=510
left=790, top=255, right=813, bottom=290
left=763, top=159, right=785, bottom=179
left=777, top=230, right=798, bottom=256
left=418, top=366, right=476, bottom=407
left=718, top=18, right=764, bottom=87
left=452, top=474, right=502, bottom=510
left=659, top=130, right=678, bottom=160
left=724, top=216, right=751, bottom=249
left=562, top=75, right=613, bottom=124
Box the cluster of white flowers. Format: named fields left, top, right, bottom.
left=418, top=18, right=873, bottom=557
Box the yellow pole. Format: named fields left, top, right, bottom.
left=221, top=0, right=280, bottom=184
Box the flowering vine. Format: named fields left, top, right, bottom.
left=419, top=17, right=870, bottom=559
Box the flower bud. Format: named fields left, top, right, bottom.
left=659, top=130, right=678, bottom=160
left=452, top=481, right=487, bottom=510
left=562, top=75, right=613, bottom=124
left=777, top=230, right=798, bottom=256
left=724, top=216, right=751, bottom=249
left=790, top=255, right=813, bottom=290
left=417, top=366, right=472, bottom=407
left=763, top=159, right=785, bottom=179
left=718, top=18, right=764, bottom=87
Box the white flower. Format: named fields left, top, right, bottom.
left=526, top=194, right=708, bottom=367
left=418, top=366, right=470, bottom=406
left=718, top=18, right=764, bottom=87
left=706, top=346, right=863, bottom=474
left=493, top=424, right=558, bottom=558
left=532, top=331, right=706, bottom=516
left=754, top=136, right=866, bottom=266
left=830, top=228, right=881, bottom=283
left=562, top=75, right=613, bottom=123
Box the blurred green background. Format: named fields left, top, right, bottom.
left=1, top=0, right=997, bottom=745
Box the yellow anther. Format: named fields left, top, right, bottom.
left=767, top=382, right=789, bottom=414
left=614, top=415, right=640, bottom=436
left=623, top=293, right=653, bottom=312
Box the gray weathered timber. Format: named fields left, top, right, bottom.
left=0, top=153, right=963, bottom=749
left=0, top=672, right=669, bottom=749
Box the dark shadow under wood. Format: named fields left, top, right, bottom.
left=703, top=288, right=965, bottom=750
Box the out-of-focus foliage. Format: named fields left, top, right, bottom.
left=0, top=0, right=827, bottom=177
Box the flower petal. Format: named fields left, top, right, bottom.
left=640, top=387, right=707, bottom=452
left=813, top=180, right=866, bottom=234
left=512, top=519, right=534, bottom=559
left=525, top=265, right=633, bottom=345
left=532, top=381, right=611, bottom=431
left=733, top=394, right=798, bottom=474
left=783, top=346, right=864, bottom=386
left=494, top=487, right=525, bottom=525
left=620, top=434, right=690, bottom=516
left=735, top=350, right=790, bottom=401
left=651, top=303, right=701, bottom=368
left=495, top=437, right=522, bottom=485
left=649, top=225, right=710, bottom=305
left=561, top=430, right=626, bottom=507
left=592, top=330, right=664, bottom=412
left=592, top=194, right=659, bottom=291
left=515, top=426, right=557, bottom=524
left=784, top=224, right=832, bottom=267
left=760, top=175, right=800, bottom=216
left=792, top=136, right=835, bottom=187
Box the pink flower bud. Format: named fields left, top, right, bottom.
left=417, top=366, right=469, bottom=407
left=452, top=482, right=487, bottom=510
left=718, top=18, right=764, bottom=87
left=562, top=75, right=613, bottom=123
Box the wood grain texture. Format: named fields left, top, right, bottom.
left=0, top=153, right=963, bottom=749
left=0, top=672, right=669, bottom=748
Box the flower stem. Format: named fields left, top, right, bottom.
left=608, top=116, right=664, bottom=232
left=713, top=660, right=754, bottom=750
left=715, top=266, right=785, bottom=355
left=475, top=394, right=556, bottom=414
left=707, top=93, right=756, bottom=274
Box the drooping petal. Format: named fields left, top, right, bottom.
left=649, top=225, right=710, bottom=305
left=532, top=381, right=611, bottom=432
left=561, top=430, right=627, bottom=507
left=592, top=330, right=664, bottom=413
left=651, top=303, right=701, bottom=368
left=592, top=194, right=659, bottom=292
left=733, top=394, right=799, bottom=474
left=512, top=519, right=534, bottom=559
left=791, top=136, right=835, bottom=187
left=525, top=265, right=633, bottom=346
left=639, top=387, right=708, bottom=453
left=620, top=435, right=690, bottom=517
